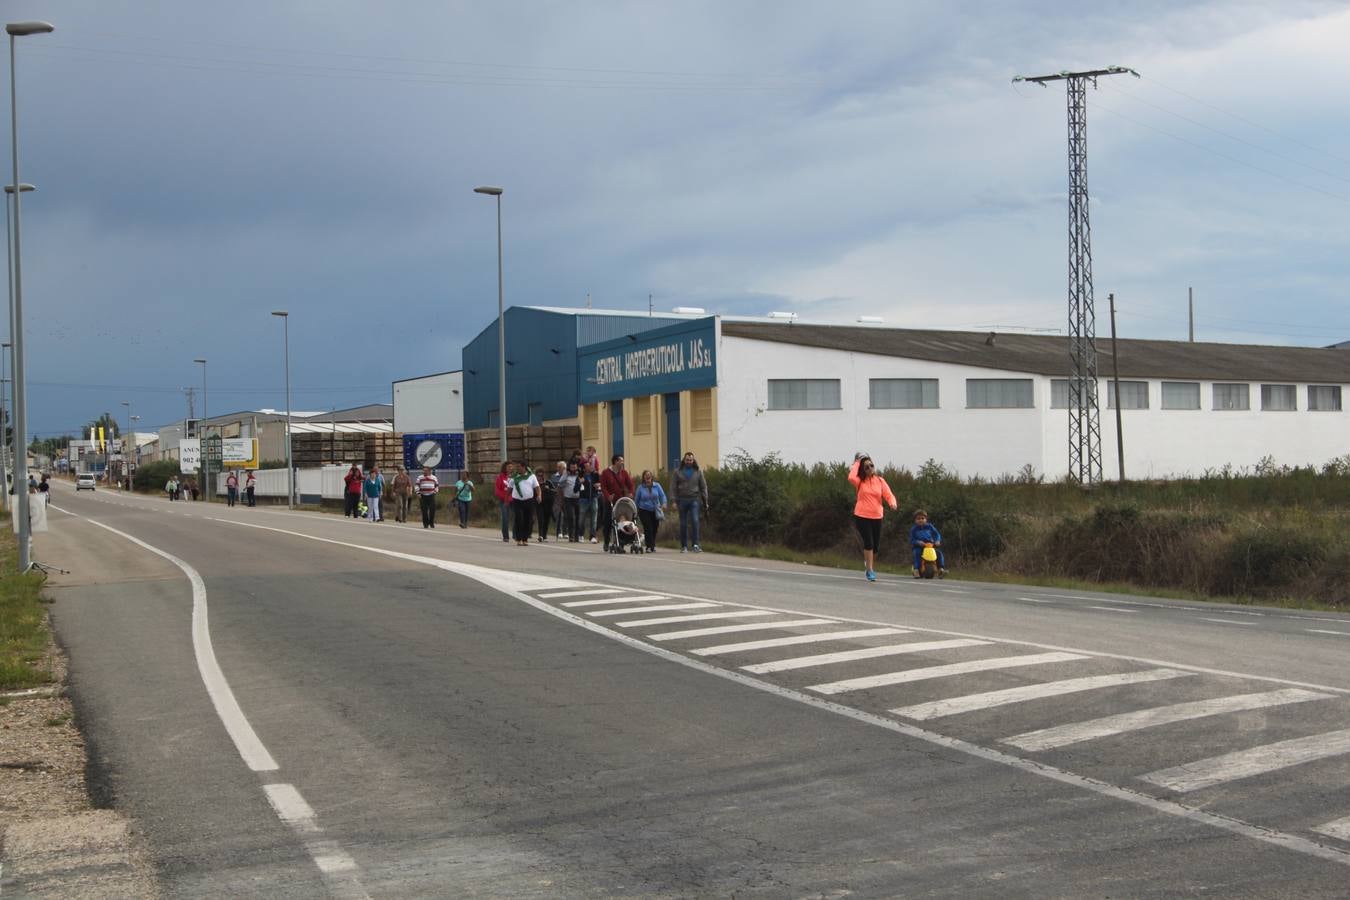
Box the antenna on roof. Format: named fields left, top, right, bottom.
left=649, top=293, right=653, bottom=317
left=586, top=292, right=592, bottom=310
left=857, top=316, right=884, bottom=324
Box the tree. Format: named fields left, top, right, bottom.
left=85, top=412, right=121, bottom=440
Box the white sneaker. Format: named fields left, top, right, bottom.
left=589, top=537, right=597, bottom=544
left=681, top=547, right=688, bottom=553
left=692, top=544, right=702, bottom=553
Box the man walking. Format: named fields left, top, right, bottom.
left=245, top=469, right=257, bottom=507
left=599, top=454, right=634, bottom=552
left=416, top=466, right=439, bottom=528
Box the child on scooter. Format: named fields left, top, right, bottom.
left=909, top=510, right=947, bottom=578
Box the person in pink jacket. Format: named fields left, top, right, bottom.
left=848, top=453, right=898, bottom=583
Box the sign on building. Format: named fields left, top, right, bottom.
left=577, top=316, right=717, bottom=404
left=402, top=433, right=465, bottom=471
left=221, top=438, right=259, bottom=467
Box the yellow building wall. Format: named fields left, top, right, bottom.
left=578, top=387, right=720, bottom=477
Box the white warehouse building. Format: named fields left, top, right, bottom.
left=717, top=321, right=1349, bottom=479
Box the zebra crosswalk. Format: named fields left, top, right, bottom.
left=528, top=583, right=1350, bottom=862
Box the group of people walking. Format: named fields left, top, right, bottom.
left=493, top=446, right=709, bottom=553
left=343, top=463, right=474, bottom=528
left=163, top=475, right=200, bottom=501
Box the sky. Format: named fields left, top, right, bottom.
left=7, top=1, right=1350, bottom=440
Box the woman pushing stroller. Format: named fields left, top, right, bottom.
left=848, top=452, right=897, bottom=583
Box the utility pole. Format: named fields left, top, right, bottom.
left=1013, top=65, right=1137, bottom=487
left=184, top=386, right=195, bottom=421
left=1188, top=286, right=1194, bottom=342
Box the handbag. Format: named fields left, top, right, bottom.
left=655, top=505, right=666, bottom=521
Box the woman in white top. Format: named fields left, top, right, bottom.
left=508, top=461, right=541, bottom=546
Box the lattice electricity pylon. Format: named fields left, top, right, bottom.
left=1013, top=66, right=1137, bottom=485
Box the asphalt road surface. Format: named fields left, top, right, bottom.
left=38, top=481, right=1350, bottom=897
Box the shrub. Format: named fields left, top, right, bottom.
left=782, top=477, right=855, bottom=551
left=706, top=451, right=792, bottom=544
left=133, top=460, right=182, bottom=492
left=1210, top=522, right=1331, bottom=595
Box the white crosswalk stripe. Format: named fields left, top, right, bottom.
left=616, top=610, right=773, bottom=627
left=895, top=669, right=1194, bottom=722
left=690, top=628, right=910, bottom=657
left=588, top=602, right=719, bottom=618
left=1313, top=815, right=1350, bottom=842
left=742, top=639, right=989, bottom=674
left=1140, top=728, right=1350, bottom=793
left=649, top=619, right=838, bottom=641
left=807, top=652, right=1086, bottom=696
left=562, top=596, right=670, bottom=608
left=1005, top=687, right=1332, bottom=751
left=539, top=588, right=626, bottom=599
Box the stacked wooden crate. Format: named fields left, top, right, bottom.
left=363, top=433, right=404, bottom=471
left=465, top=425, right=582, bottom=483
left=291, top=432, right=365, bottom=467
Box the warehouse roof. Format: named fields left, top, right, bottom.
left=721, top=322, right=1350, bottom=383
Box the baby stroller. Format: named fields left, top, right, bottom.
left=608, top=496, right=645, bottom=554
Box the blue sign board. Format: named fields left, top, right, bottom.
left=577, top=316, right=717, bottom=404
left=402, top=433, right=464, bottom=471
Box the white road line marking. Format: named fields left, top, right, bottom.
left=1141, top=728, right=1350, bottom=793
left=65, top=512, right=1350, bottom=869
left=940, top=589, right=969, bottom=594
left=742, top=639, right=989, bottom=674
left=649, top=619, right=837, bottom=641
left=1006, top=688, right=1332, bottom=752
left=264, top=784, right=369, bottom=895
left=1088, top=606, right=1137, bottom=613
left=562, top=596, right=670, bottom=608
left=690, top=628, right=910, bottom=656
left=1306, top=629, right=1350, bottom=637
left=616, top=610, right=772, bottom=627
left=588, top=602, right=719, bottom=618
left=1200, top=617, right=1259, bottom=627
left=1314, top=815, right=1350, bottom=842
left=64, top=511, right=279, bottom=772
left=808, top=652, right=1087, bottom=696
left=539, top=588, right=626, bottom=599
left=896, top=669, right=1193, bottom=722
left=1018, top=597, right=1055, bottom=604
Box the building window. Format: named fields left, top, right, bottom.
left=1212, top=383, right=1250, bottom=411
left=582, top=404, right=600, bottom=442
left=870, top=378, right=938, bottom=409
left=1308, top=385, right=1343, bottom=411
left=633, top=397, right=652, bottom=435
left=691, top=389, right=713, bottom=431
left=1161, top=381, right=1200, bottom=410
left=966, top=379, right=1033, bottom=409
left=768, top=379, right=841, bottom=410
left=1107, top=380, right=1149, bottom=410
left=1050, top=378, right=1102, bottom=409
left=1261, top=384, right=1296, bottom=411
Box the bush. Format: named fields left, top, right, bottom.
left=705, top=451, right=792, bottom=544
left=1210, top=519, right=1331, bottom=595
left=133, top=460, right=182, bottom=492
left=782, top=476, right=855, bottom=551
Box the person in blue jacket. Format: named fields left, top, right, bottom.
left=909, top=509, right=947, bottom=578
left=634, top=469, right=668, bottom=553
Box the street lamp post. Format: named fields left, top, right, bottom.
left=7, top=20, right=53, bottom=572
left=0, top=341, right=8, bottom=505
left=5, top=183, right=32, bottom=508
left=194, top=358, right=208, bottom=501
left=473, top=185, right=507, bottom=464
left=271, top=311, right=293, bottom=509
left=120, top=400, right=131, bottom=489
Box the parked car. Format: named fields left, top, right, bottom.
left=76, top=473, right=96, bottom=491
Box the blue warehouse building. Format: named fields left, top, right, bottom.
left=462, top=306, right=721, bottom=475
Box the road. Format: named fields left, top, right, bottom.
left=37, top=481, right=1350, bottom=897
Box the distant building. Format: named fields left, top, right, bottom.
left=461, top=306, right=1350, bottom=480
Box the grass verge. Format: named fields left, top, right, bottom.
left=0, top=517, right=53, bottom=690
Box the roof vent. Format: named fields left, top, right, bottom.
left=671, top=306, right=706, bottom=315
left=857, top=316, right=884, bottom=324
left=767, top=311, right=798, bottom=321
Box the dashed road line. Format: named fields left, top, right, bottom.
left=808, top=651, right=1087, bottom=695
left=1141, top=728, right=1350, bottom=793
left=539, top=588, right=627, bottom=599
left=893, top=669, right=1193, bottom=722
left=1306, top=629, right=1350, bottom=637
left=1004, top=688, right=1331, bottom=752
left=615, top=610, right=771, bottom=627
left=1018, top=597, right=1055, bottom=604
left=1088, top=606, right=1137, bottom=614
left=587, top=602, right=719, bottom=618
left=562, top=596, right=671, bottom=608
left=1200, top=617, right=1259, bottom=627
left=742, top=639, right=989, bottom=675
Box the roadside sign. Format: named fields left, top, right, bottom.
left=180, top=438, right=201, bottom=473
left=403, top=433, right=464, bottom=471
left=221, top=438, right=258, bottom=468
left=203, top=435, right=223, bottom=472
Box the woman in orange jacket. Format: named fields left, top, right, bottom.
left=848, top=453, right=898, bottom=582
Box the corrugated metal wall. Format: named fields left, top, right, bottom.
left=463, top=308, right=579, bottom=429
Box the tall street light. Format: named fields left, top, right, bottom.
left=271, top=311, right=293, bottom=509
left=473, top=185, right=507, bottom=464
left=7, top=20, right=53, bottom=572
left=0, top=341, right=8, bottom=506
left=5, top=182, right=32, bottom=502
left=194, top=357, right=208, bottom=501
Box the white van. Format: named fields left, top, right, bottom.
left=76, top=473, right=97, bottom=491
